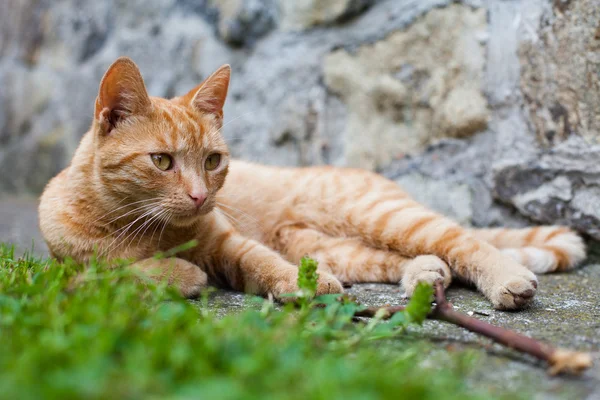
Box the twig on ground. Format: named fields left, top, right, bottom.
left=353, top=281, right=592, bottom=375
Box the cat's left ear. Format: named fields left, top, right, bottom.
left=184, top=65, right=231, bottom=116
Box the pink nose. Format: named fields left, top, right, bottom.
left=188, top=192, right=207, bottom=207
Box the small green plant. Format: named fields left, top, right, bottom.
left=295, top=255, right=320, bottom=308
left=296, top=256, right=433, bottom=329
left=297, top=255, right=319, bottom=296
left=405, top=282, right=434, bottom=324
left=0, top=244, right=502, bottom=400
left=153, top=239, right=199, bottom=259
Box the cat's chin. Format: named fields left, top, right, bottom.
left=169, top=214, right=203, bottom=227
left=169, top=206, right=214, bottom=227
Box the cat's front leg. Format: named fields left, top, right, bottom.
left=217, top=232, right=344, bottom=300
left=133, top=257, right=208, bottom=298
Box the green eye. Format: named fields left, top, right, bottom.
left=151, top=154, right=173, bottom=171
left=205, top=153, right=221, bottom=171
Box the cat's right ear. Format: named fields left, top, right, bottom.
left=182, top=65, right=231, bottom=117
left=94, top=57, right=151, bottom=135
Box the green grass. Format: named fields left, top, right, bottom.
left=0, top=245, right=504, bottom=400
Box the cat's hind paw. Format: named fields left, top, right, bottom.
left=490, top=274, right=538, bottom=310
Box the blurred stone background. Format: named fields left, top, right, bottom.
left=2, top=0, right=600, bottom=244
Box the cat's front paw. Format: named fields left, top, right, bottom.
left=490, top=272, right=538, bottom=310
left=134, top=257, right=209, bottom=298
left=176, top=263, right=209, bottom=298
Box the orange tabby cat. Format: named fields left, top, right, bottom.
left=39, top=57, right=586, bottom=310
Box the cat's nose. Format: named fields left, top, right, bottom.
left=188, top=192, right=207, bottom=207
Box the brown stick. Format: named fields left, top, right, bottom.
left=353, top=282, right=592, bottom=375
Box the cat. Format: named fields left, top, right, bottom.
left=39, top=57, right=586, bottom=310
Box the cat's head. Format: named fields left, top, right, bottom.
left=92, top=57, right=231, bottom=227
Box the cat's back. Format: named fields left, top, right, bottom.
left=39, top=168, right=70, bottom=226
left=39, top=169, right=70, bottom=257
left=222, top=160, right=398, bottom=240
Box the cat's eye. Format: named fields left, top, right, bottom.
left=205, top=153, right=221, bottom=171
left=151, top=154, right=173, bottom=171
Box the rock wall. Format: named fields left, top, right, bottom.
left=493, top=0, right=600, bottom=239
left=1, top=0, right=600, bottom=238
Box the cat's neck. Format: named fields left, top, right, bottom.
left=65, top=129, right=124, bottom=227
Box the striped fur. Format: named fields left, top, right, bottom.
left=220, top=163, right=584, bottom=309
left=469, top=227, right=586, bottom=273
left=39, top=58, right=587, bottom=310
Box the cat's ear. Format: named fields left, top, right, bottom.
left=94, top=57, right=151, bottom=134
left=184, top=65, right=231, bottom=116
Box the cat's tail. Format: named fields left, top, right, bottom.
left=468, top=226, right=586, bottom=273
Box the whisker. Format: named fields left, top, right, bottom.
left=102, top=206, right=159, bottom=257
left=92, top=197, right=160, bottom=225
left=97, top=202, right=163, bottom=241
left=150, top=210, right=169, bottom=245
left=216, top=202, right=262, bottom=227
left=215, top=202, right=263, bottom=237
left=128, top=207, right=167, bottom=252
left=157, top=212, right=173, bottom=249
left=215, top=207, right=261, bottom=239
left=104, top=200, right=163, bottom=226
left=90, top=195, right=130, bottom=224
left=215, top=208, right=244, bottom=229
left=117, top=206, right=163, bottom=254
left=138, top=209, right=168, bottom=247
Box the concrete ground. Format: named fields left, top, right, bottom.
left=2, top=196, right=599, bottom=398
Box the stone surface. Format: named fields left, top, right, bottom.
left=2, top=2, right=600, bottom=252
left=324, top=4, right=488, bottom=170
left=278, top=0, right=377, bottom=30
left=519, top=0, right=600, bottom=145
left=489, top=0, right=600, bottom=240
left=212, top=0, right=279, bottom=46
left=394, top=173, right=474, bottom=226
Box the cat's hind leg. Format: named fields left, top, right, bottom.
left=273, top=224, right=416, bottom=285
left=313, top=169, right=538, bottom=310
left=469, top=227, right=586, bottom=273
left=274, top=224, right=451, bottom=295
